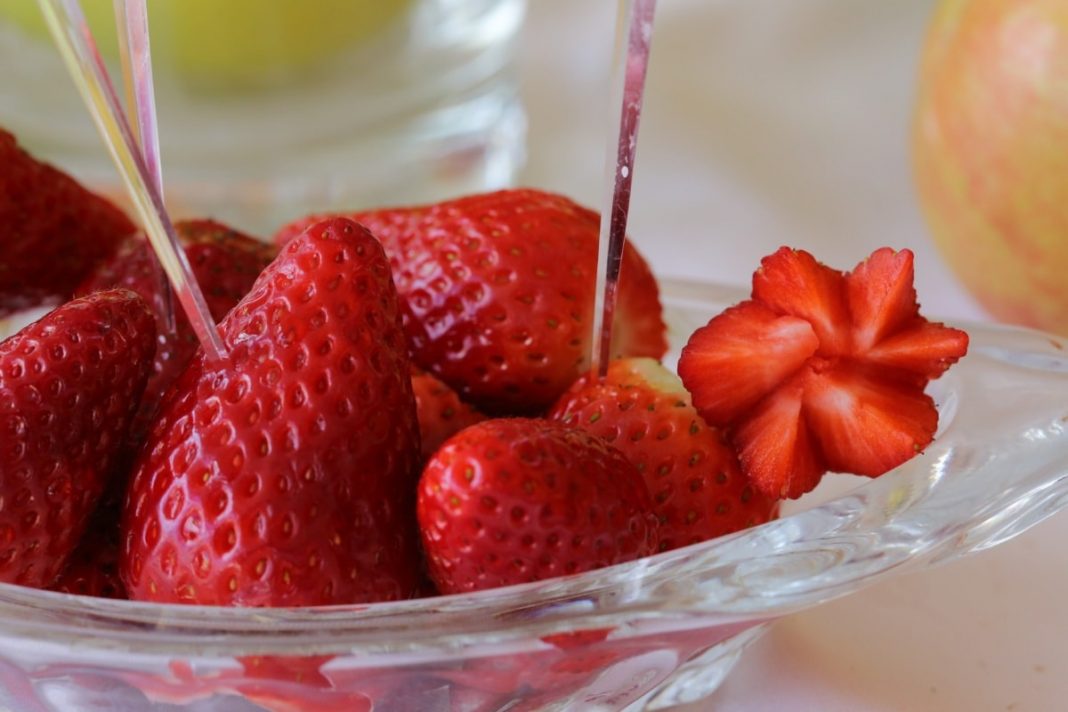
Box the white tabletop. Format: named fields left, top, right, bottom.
left=519, top=1, right=1068, bottom=709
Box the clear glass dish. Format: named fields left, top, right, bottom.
left=1, top=277, right=1066, bottom=712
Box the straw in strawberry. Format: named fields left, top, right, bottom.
left=37, top=0, right=226, bottom=360
left=112, top=0, right=175, bottom=333
left=591, top=0, right=658, bottom=375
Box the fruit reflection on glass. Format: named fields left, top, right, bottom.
left=914, top=0, right=1068, bottom=335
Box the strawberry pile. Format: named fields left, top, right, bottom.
left=0, top=130, right=968, bottom=607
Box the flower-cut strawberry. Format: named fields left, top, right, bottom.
left=678, top=247, right=969, bottom=499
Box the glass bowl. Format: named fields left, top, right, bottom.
left=1, top=277, right=1067, bottom=712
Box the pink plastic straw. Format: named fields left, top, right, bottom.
left=37, top=0, right=226, bottom=361
left=590, top=0, right=658, bottom=377
left=113, top=0, right=175, bottom=333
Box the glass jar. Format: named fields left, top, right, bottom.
left=0, top=0, right=527, bottom=233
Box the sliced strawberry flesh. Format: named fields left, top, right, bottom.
left=847, top=247, right=920, bottom=353
left=803, top=363, right=938, bottom=477
left=679, top=300, right=819, bottom=425
left=865, top=319, right=970, bottom=380
left=752, top=247, right=851, bottom=355
left=733, top=375, right=824, bottom=500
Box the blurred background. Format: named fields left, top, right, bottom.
left=0, top=0, right=528, bottom=228
left=520, top=0, right=984, bottom=324
left=0, top=0, right=985, bottom=322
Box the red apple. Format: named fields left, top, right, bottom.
left=914, top=0, right=1068, bottom=334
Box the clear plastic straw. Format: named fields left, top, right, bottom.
left=590, top=0, right=658, bottom=377
left=112, top=0, right=174, bottom=333
left=37, top=0, right=226, bottom=361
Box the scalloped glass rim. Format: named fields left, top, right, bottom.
left=2, top=277, right=1067, bottom=660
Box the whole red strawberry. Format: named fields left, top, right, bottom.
left=417, top=418, right=659, bottom=594
left=550, top=358, right=778, bottom=551
left=678, top=247, right=969, bottom=499
left=120, top=218, right=423, bottom=606
left=0, top=129, right=136, bottom=316
left=411, top=366, right=485, bottom=460
left=0, top=289, right=155, bottom=587
left=77, top=219, right=276, bottom=421
left=274, top=189, right=668, bottom=414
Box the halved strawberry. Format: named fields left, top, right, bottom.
left=550, top=358, right=778, bottom=551
left=679, top=247, right=968, bottom=499
left=273, top=189, right=668, bottom=414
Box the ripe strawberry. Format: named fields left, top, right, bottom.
left=77, top=220, right=276, bottom=423
left=0, top=129, right=136, bottom=316
left=0, top=289, right=155, bottom=587
left=417, top=418, right=659, bottom=594
left=678, top=247, right=969, bottom=499
left=119, top=218, right=423, bottom=606
left=273, top=201, right=424, bottom=250
left=411, top=366, right=485, bottom=460
left=273, top=189, right=668, bottom=414
left=550, top=358, right=778, bottom=551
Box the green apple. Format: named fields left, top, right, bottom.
left=0, top=0, right=411, bottom=90
left=913, top=0, right=1068, bottom=334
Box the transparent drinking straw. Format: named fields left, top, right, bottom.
left=37, top=0, right=226, bottom=361
left=590, top=0, right=658, bottom=377
left=112, top=0, right=174, bottom=333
